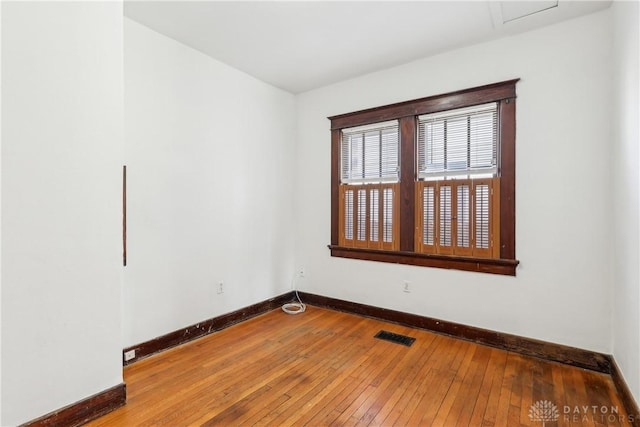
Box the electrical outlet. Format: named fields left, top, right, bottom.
left=217, top=281, right=224, bottom=294
left=403, top=281, right=411, bottom=293
left=124, top=349, right=136, bottom=362
left=298, top=267, right=305, bottom=277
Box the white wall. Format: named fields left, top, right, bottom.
left=123, top=19, right=296, bottom=347
left=295, top=11, right=613, bottom=352
left=1, top=2, right=124, bottom=425
left=611, top=0, right=640, bottom=404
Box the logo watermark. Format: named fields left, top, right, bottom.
left=529, top=400, right=637, bottom=424
left=529, top=400, right=559, bottom=426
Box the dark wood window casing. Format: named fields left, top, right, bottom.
left=329, top=80, right=520, bottom=276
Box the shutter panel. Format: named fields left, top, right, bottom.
left=339, top=183, right=398, bottom=250
left=423, top=186, right=436, bottom=246
left=455, top=182, right=473, bottom=256
left=438, top=183, right=453, bottom=254
left=356, top=189, right=367, bottom=246
left=369, top=188, right=379, bottom=243
left=415, top=178, right=498, bottom=258
left=475, top=183, right=490, bottom=250
left=415, top=182, right=437, bottom=254
left=382, top=188, right=391, bottom=243
left=471, top=178, right=499, bottom=258
left=344, top=189, right=354, bottom=241
left=380, top=184, right=400, bottom=251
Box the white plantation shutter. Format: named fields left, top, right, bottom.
left=418, top=103, right=497, bottom=179
left=341, top=120, right=399, bottom=184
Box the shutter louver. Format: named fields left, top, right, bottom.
left=439, top=185, right=452, bottom=249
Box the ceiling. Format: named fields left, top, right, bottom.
left=124, top=1, right=611, bottom=94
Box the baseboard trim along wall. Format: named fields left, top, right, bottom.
left=298, top=292, right=611, bottom=372
left=21, top=383, right=126, bottom=427
left=609, top=356, right=640, bottom=426
left=122, top=292, right=294, bottom=365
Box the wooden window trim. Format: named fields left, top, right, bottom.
left=327, top=245, right=519, bottom=276
left=329, top=80, right=520, bottom=276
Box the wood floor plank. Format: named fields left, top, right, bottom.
left=85, top=306, right=632, bottom=427
left=468, top=348, right=507, bottom=426
left=506, top=354, right=526, bottom=427
left=517, top=357, right=534, bottom=426
left=451, top=344, right=492, bottom=427
left=428, top=341, right=478, bottom=425
left=367, top=334, right=442, bottom=426
left=491, top=352, right=519, bottom=426
left=354, top=332, right=438, bottom=426
left=324, top=343, right=405, bottom=426
left=384, top=336, right=464, bottom=426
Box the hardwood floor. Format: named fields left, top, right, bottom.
left=87, top=307, right=632, bottom=426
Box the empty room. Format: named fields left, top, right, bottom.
left=1, top=0, right=639, bottom=426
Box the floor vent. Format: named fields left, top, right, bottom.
left=374, top=330, right=416, bottom=347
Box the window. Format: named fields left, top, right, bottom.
left=415, top=103, right=500, bottom=258
left=329, top=80, right=520, bottom=275
left=339, top=121, right=399, bottom=250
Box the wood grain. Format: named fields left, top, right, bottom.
left=399, top=116, right=416, bottom=252
left=87, top=307, right=631, bottom=426
left=328, top=245, right=519, bottom=275
left=328, top=79, right=519, bottom=130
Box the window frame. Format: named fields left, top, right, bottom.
left=328, top=79, right=520, bottom=276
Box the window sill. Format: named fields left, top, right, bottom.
left=328, top=245, right=519, bottom=276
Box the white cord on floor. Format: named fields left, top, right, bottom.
left=282, top=276, right=306, bottom=315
